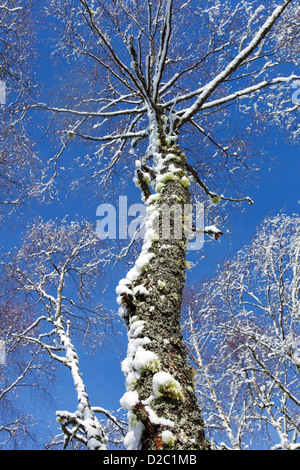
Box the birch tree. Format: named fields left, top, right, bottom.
left=29, top=0, right=300, bottom=450
left=183, top=214, right=300, bottom=450
left=0, top=218, right=125, bottom=450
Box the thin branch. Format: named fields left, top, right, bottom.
left=185, top=163, right=253, bottom=205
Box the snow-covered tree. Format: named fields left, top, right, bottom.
left=0, top=1, right=39, bottom=213
left=24, top=0, right=300, bottom=450
left=0, top=218, right=125, bottom=449
left=0, top=298, right=48, bottom=449
left=183, top=213, right=300, bottom=450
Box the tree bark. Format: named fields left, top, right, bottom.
left=119, top=115, right=210, bottom=450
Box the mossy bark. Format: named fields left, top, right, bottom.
left=122, top=129, right=210, bottom=450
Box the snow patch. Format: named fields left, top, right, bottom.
left=132, top=347, right=160, bottom=372
left=145, top=406, right=174, bottom=428
left=120, top=390, right=139, bottom=411
left=133, top=284, right=149, bottom=296
left=162, top=430, right=177, bottom=446
left=123, top=420, right=145, bottom=450
left=152, top=371, right=184, bottom=401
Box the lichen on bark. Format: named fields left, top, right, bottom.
left=118, top=117, right=210, bottom=450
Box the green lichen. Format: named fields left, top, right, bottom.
left=171, top=195, right=185, bottom=203
left=161, top=173, right=178, bottom=183
left=156, top=378, right=185, bottom=402
left=169, top=154, right=182, bottom=163
left=127, top=378, right=139, bottom=391
left=130, top=413, right=138, bottom=427
left=155, top=182, right=164, bottom=193
left=180, top=176, right=191, bottom=188
left=185, top=261, right=193, bottom=270
left=143, top=174, right=151, bottom=185
left=211, top=195, right=222, bottom=204
left=188, top=365, right=198, bottom=387
left=141, top=358, right=161, bottom=374
left=162, top=430, right=177, bottom=448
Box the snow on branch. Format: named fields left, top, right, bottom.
left=178, top=74, right=300, bottom=115
left=185, top=163, right=253, bottom=206
left=175, top=0, right=294, bottom=128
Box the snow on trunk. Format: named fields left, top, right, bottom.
left=54, top=272, right=108, bottom=450
left=117, top=112, right=209, bottom=451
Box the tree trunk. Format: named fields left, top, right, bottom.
left=118, top=115, right=210, bottom=450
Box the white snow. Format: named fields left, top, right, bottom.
left=144, top=406, right=174, bottom=428
left=129, top=320, right=146, bottom=338
left=157, top=280, right=166, bottom=289
left=116, top=284, right=133, bottom=296
left=152, top=371, right=182, bottom=398
left=133, top=284, right=149, bottom=296
left=204, top=225, right=222, bottom=234
left=162, top=429, right=176, bottom=444
left=120, top=390, right=139, bottom=410
left=121, top=318, right=154, bottom=387
left=121, top=336, right=151, bottom=374
left=116, top=169, right=160, bottom=309
left=132, top=347, right=159, bottom=371
left=124, top=420, right=145, bottom=450
left=177, top=1, right=292, bottom=125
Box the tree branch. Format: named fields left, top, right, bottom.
left=175, top=0, right=293, bottom=128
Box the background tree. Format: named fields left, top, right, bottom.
left=0, top=0, right=39, bottom=214
left=183, top=213, right=300, bottom=450
left=0, top=218, right=125, bottom=449
left=21, top=0, right=300, bottom=450
left=0, top=299, right=45, bottom=449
